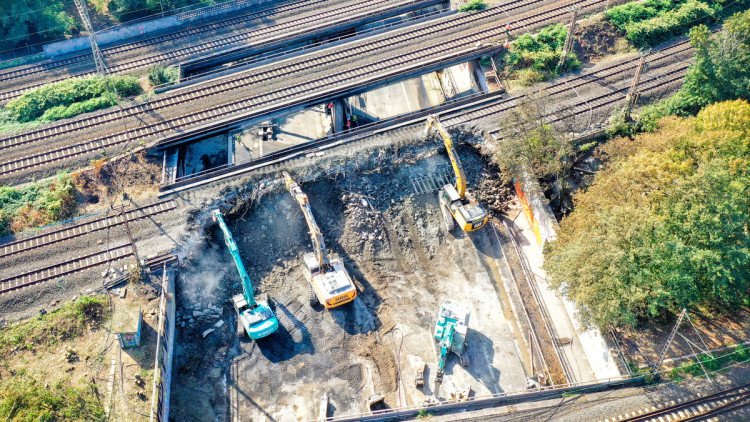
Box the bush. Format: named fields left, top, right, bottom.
left=605, top=0, right=681, bottom=30
left=458, top=0, right=486, bottom=12
left=6, top=75, right=141, bottom=122
left=147, top=64, right=181, bottom=87
left=625, top=0, right=715, bottom=46
left=0, top=174, right=76, bottom=236
left=499, top=24, right=580, bottom=82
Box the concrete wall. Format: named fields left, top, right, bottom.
left=150, top=263, right=177, bottom=422
left=44, top=0, right=274, bottom=57
left=513, top=175, right=559, bottom=248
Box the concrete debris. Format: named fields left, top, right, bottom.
left=214, top=320, right=225, bottom=329
left=202, top=328, right=215, bottom=338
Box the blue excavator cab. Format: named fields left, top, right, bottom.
left=212, top=209, right=279, bottom=340
left=433, top=302, right=470, bottom=395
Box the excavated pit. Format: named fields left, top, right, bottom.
left=169, top=140, right=530, bottom=421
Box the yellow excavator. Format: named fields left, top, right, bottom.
left=425, top=115, right=488, bottom=232
left=283, top=171, right=358, bottom=309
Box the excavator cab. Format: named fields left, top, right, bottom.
left=303, top=252, right=357, bottom=308
left=439, top=184, right=488, bottom=233
left=233, top=294, right=278, bottom=340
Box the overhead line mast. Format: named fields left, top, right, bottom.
left=73, top=0, right=108, bottom=75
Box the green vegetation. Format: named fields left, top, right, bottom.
left=147, top=64, right=181, bottom=87
left=5, top=75, right=141, bottom=123
left=499, top=24, right=581, bottom=85
left=545, top=100, right=750, bottom=328
left=667, top=344, right=750, bottom=380
left=605, top=0, right=750, bottom=47
left=0, top=296, right=108, bottom=356
left=611, top=10, right=750, bottom=136
left=0, top=296, right=108, bottom=421
left=0, top=374, right=106, bottom=421
left=0, top=1, right=74, bottom=53
left=625, top=0, right=714, bottom=46
left=108, top=0, right=214, bottom=21
left=458, top=0, right=486, bottom=13
left=0, top=173, right=77, bottom=237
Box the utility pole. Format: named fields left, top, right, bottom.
left=624, top=56, right=646, bottom=121
left=73, top=0, right=107, bottom=75
left=558, top=9, right=579, bottom=70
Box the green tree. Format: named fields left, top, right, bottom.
left=545, top=100, right=750, bottom=328
left=496, top=91, right=576, bottom=210
left=0, top=1, right=74, bottom=52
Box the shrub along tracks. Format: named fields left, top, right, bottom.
left=0, top=0, right=615, bottom=185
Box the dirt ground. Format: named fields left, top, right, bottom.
left=169, top=143, right=531, bottom=421
left=613, top=307, right=750, bottom=369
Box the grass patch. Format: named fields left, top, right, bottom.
left=665, top=344, right=750, bottom=380
left=605, top=0, right=750, bottom=47
left=458, top=0, right=486, bottom=12
left=0, top=373, right=105, bottom=421
left=0, top=173, right=77, bottom=237
left=0, top=109, right=42, bottom=135
left=5, top=74, right=142, bottom=123
left=147, top=64, right=181, bottom=87
left=498, top=24, right=581, bottom=85
left=0, top=296, right=109, bottom=358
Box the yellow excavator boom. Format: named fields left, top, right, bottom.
left=425, top=115, right=466, bottom=198
left=283, top=171, right=329, bottom=269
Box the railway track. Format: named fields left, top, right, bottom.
left=0, top=0, right=613, bottom=180
left=0, top=0, right=557, bottom=153
left=158, top=40, right=691, bottom=192
left=0, top=243, right=135, bottom=295
left=604, top=383, right=750, bottom=421
left=0, top=199, right=176, bottom=259
left=0, top=0, right=435, bottom=103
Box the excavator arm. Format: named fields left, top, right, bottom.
left=283, top=171, right=330, bottom=269
left=211, top=209, right=256, bottom=307
left=425, top=115, right=467, bottom=198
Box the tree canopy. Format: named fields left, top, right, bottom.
left=0, top=1, right=74, bottom=53
left=544, top=100, right=750, bottom=328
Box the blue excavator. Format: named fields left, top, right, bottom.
left=433, top=302, right=470, bottom=396
left=212, top=209, right=279, bottom=340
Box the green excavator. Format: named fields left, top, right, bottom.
left=433, top=302, right=470, bottom=396
left=212, top=209, right=279, bottom=340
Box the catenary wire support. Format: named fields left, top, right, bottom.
left=624, top=56, right=647, bottom=120
left=652, top=308, right=687, bottom=372
left=557, top=9, right=579, bottom=70
left=73, top=0, right=108, bottom=75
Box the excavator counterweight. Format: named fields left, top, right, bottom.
left=425, top=115, right=488, bottom=233
left=283, top=172, right=357, bottom=309
left=212, top=209, right=278, bottom=340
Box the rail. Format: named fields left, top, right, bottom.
left=503, top=220, right=576, bottom=383
left=311, top=375, right=643, bottom=421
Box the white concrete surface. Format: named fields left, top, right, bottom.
left=508, top=204, right=620, bottom=383
left=233, top=104, right=332, bottom=162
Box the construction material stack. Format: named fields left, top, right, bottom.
left=212, top=209, right=279, bottom=340
left=424, top=115, right=488, bottom=233
left=433, top=302, right=470, bottom=396
left=283, top=171, right=358, bottom=309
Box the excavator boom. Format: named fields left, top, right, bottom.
left=212, top=209, right=255, bottom=306
left=283, top=171, right=329, bottom=269
left=211, top=209, right=278, bottom=340
left=425, top=115, right=466, bottom=198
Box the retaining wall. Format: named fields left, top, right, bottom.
left=150, top=262, right=177, bottom=422
left=44, top=0, right=274, bottom=57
